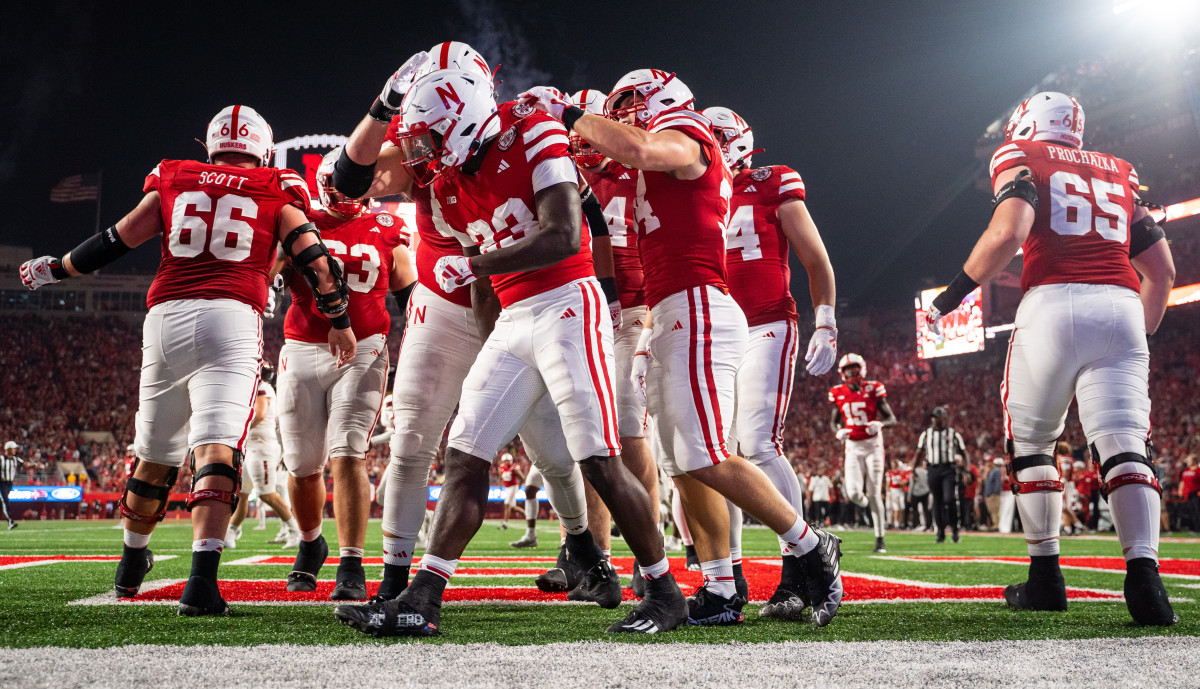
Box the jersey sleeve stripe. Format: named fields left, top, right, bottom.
left=989, top=150, right=1027, bottom=177
left=779, top=181, right=806, bottom=193
left=780, top=171, right=802, bottom=182
left=531, top=157, right=578, bottom=193
left=650, top=113, right=708, bottom=131
left=523, top=120, right=567, bottom=142
left=524, top=134, right=570, bottom=162
left=149, top=165, right=160, bottom=178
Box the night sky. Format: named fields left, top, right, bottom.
left=0, top=0, right=1159, bottom=309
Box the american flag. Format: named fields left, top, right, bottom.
left=50, top=173, right=100, bottom=203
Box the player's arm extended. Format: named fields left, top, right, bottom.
left=876, top=398, right=898, bottom=428
left=469, top=182, right=582, bottom=278
left=1129, top=206, right=1175, bottom=335
left=571, top=115, right=702, bottom=175
left=779, top=199, right=836, bottom=312
left=60, top=192, right=163, bottom=276
left=961, top=167, right=1035, bottom=284
left=469, top=247, right=502, bottom=339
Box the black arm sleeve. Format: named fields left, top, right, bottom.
left=1129, top=215, right=1166, bottom=258
left=67, top=226, right=131, bottom=274
left=332, top=147, right=376, bottom=199
left=390, top=281, right=416, bottom=315
left=931, top=271, right=980, bottom=315
left=581, top=188, right=608, bottom=237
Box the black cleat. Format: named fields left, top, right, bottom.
left=686, top=585, right=744, bottom=626
left=334, top=595, right=440, bottom=637
left=330, top=562, right=368, bottom=601
left=936, top=533, right=946, bottom=543
left=684, top=544, right=700, bottom=571
left=375, top=563, right=409, bottom=601
left=952, top=531, right=961, bottom=543
left=1004, top=579, right=1068, bottom=611
left=874, top=536, right=887, bottom=553
left=287, top=535, right=328, bottom=593
left=114, top=546, right=154, bottom=598
left=535, top=545, right=583, bottom=592
left=177, top=576, right=229, bottom=617
left=1124, top=558, right=1179, bottom=626
left=568, top=560, right=622, bottom=609
left=758, top=584, right=810, bottom=621
left=630, top=561, right=645, bottom=599
left=606, top=573, right=687, bottom=634
left=798, top=528, right=843, bottom=627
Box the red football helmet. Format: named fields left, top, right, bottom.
left=838, top=353, right=866, bottom=383
left=569, top=89, right=606, bottom=168
left=316, top=147, right=365, bottom=218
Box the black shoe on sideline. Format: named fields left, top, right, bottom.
left=287, top=535, right=328, bottom=593
left=114, top=546, right=154, bottom=598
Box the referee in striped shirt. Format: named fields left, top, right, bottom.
left=1, top=441, right=24, bottom=529
left=914, top=408, right=966, bottom=543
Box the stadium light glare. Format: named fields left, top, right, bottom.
left=1111, top=0, right=1200, bottom=28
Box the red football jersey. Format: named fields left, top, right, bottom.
left=634, top=109, right=733, bottom=309
left=1181, top=466, right=1200, bottom=495
left=144, top=160, right=310, bottom=311
left=886, top=469, right=902, bottom=490
left=989, top=140, right=1142, bottom=294
left=726, top=165, right=807, bottom=326
left=384, top=117, right=473, bottom=309
left=284, top=208, right=401, bottom=342
left=582, top=160, right=644, bottom=308
left=432, top=102, right=594, bottom=308
left=828, top=380, right=887, bottom=441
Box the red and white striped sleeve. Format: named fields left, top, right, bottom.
left=989, top=141, right=1030, bottom=185
left=521, top=115, right=576, bottom=193
left=775, top=165, right=806, bottom=203
left=277, top=169, right=313, bottom=212
left=143, top=160, right=170, bottom=194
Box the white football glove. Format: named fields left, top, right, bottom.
left=263, top=273, right=285, bottom=319
left=378, top=51, right=430, bottom=113
left=518, top=86, right=572, bottom=121
left=835, top=428, right=852, bottom=442
left=866, top=421, right=883, bottom=437
left=434, top=255, right=476, bottom=293
left=925, top=304, right=944, bottom=337
left=609, top=301, right=623, bottom=332
left=20, top=256, right=63, bottom=291
left=805, top=304, right=837, bottom=375
left=630, top=328, right=653, bottom=408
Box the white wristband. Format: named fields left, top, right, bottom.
left=635, top=327, right=653, bottom=354
left=815, top=304, right=836, bottom=329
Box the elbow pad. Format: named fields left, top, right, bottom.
left=992, top=170, right=1038, bottom=213
left=332, top=147, right=376, bottom=199
left=581, top=188, right=608, bottom=237
left=283, top=223, right=350, bottom=321
left=1129, top=215, right=1165, bottom=258
left=68, top=226, right=131, bottom=274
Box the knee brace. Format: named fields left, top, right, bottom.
left=1007, top=443, right=1063, bottom=495
left=1094, top=444, right=1161, bottom=498
left=118, top=457, right=179, bottom=523
left=187, top=451, right=244, bottom=512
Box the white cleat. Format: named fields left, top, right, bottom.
left=282, top=534, right=300, bottom=550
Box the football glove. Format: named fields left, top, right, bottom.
left=806, top=326, right=837, bottom=375
left=372, top=51, right=430, bottom=120
left=609, top=300, right=622, bottom=331
left=434, top=255, right=476, bottom=292
left=20, top=256, right=63, bottom=291
left=925, top=304, right=944, bottom=336
left=866, top=421, right=883, bottom=437
left=835, top=428, right=852, bottom=442
left=630, top=328, right=653, bottom=408
left=263, top=274, right=285, bottom=319
left=518, top=86, right=572, bottom=121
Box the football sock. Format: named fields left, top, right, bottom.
left=1027, top=538, right=1060, bottom=557
left=1028, top=554, right=1061, bottom=580
left=339, top=547, right=364, bottom=560
left=640, top=557, right=670, bottom=580
left=417, top=554, right=458, bottom=582
left=780, top=553, right=804, bottom=587
left=700, top=558, right=736, bottom=598
left=189, top=549, right=221, bottom=581
left=192, top=538, right=223, bottom=552
left=383, top=536, right=415, bottom=566
left=780, top=516, right=819, bottom=556
left=525, top=497, right=538, bottom=522
left=602, top=549, right=611, bottom=559
left=284, top=517, right=300, bottom=535
left=300, top=525, right=322, bottom=542
left=123, top=530, right=151, bottom=549
left=524, top=527, right=536, bottom=539
left=729, top=546, right=742, bottom=567
left=1015, top=463, right=1062, bottom=544
left=1109, top=482, right=1161, bottom=561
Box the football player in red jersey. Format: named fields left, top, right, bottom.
left=497, top=452, right=527, bottom=529
left=327, top=45, right=609, bottom=606
left=272, top=147, right=416, bottom=601
left=20, top=105, right=354, bottom=616
left=829, top=354, right=896, bottom=552
left=699, top=105, right=838, bottom=619
left=522, top=70, right=844, bottom=628
left=927, top=92, right=1177, bottom=626
left=335, top=67, right=686, bottom=638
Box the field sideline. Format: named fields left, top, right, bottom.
left=1, top=520, right=1197, bottom=687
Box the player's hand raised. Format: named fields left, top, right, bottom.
left=20, top=256, right=63, bottom=291
left=805, top=325, right=837, bottom=375
left=925, top=304, right=944, bottom=336
left=372, top=51, right=430, bottom=120
left=328, top=326, right=357, bottom=368
left=517, top=87, right=572, bottom=121
left=434, top=255, right=476, bottom=292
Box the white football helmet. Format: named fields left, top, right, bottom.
left=316, top=147, right=364, bottom=218
left=838, top=353, right=866, bottom=383
left=1004, top=91, right=1084, bottom=149
left=570, top=89, right=607, bottom=168
left=702, top=106, right=758, bottom=169
left=206, top=105, right=273, bottom=165
left=605, top=69, right=695, bottom=128
left=416, top=41, right=494, bottom=83
left=396, top=69, right=500, bottom=186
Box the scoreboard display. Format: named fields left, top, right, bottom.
left=915, top=286, right=984, bottom=359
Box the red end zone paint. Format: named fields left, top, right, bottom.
left=92, top=557, right=1127, bottom=606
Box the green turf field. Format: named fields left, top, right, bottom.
left=0, top=519, right=1196, bottom=647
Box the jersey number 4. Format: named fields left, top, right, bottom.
left=169, top=191, right=258, bottom=261
left=1048, top=172, right=1128, bottom=242
left=725, top=205, right=762, bottom=260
